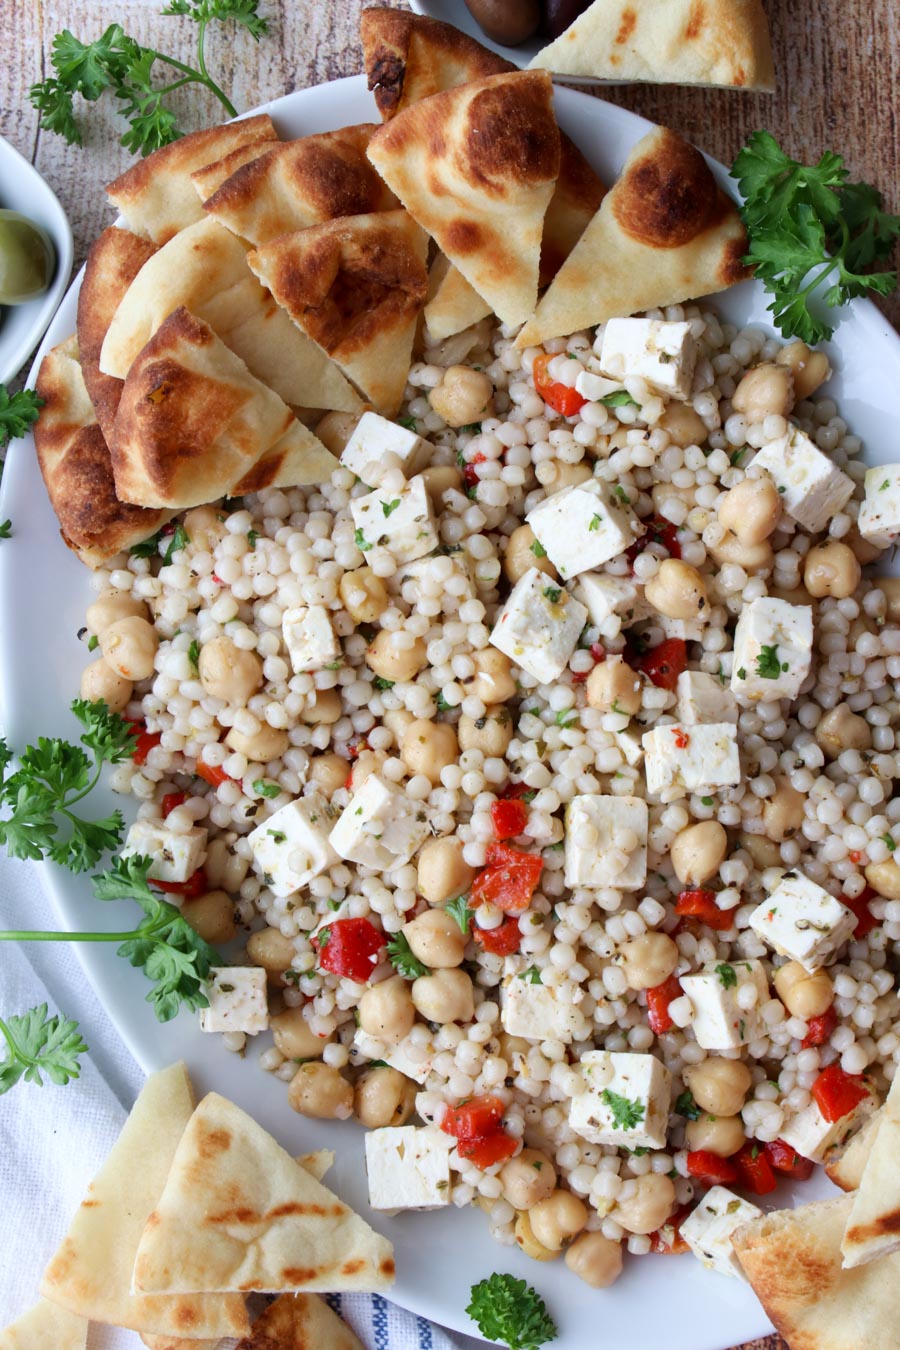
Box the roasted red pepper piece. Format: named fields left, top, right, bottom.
left=442, top=1095, right=507, bottom=1140
left=764, top=1138, right=814, bottom=1180
left=674, top=889, right=734, bottom=930
left=646, top=973, right=683, bottom=1035
left=195, top=761, right=233, bottom=788
left=532, top=352, right=586, bottom=418
left=686, top=1150, right=738, bottom=1187
left=473, top=917, right=521, bottom=955
left=470, top=842, right=544, bottom=914
left=649, top=1202, right=693, bottom=1254
left=637, top=637, right=687, bottom=691
left=734, top=1142, right=778, bottom=1195
left=161, top=791, right=187, bottom=818
left=626, top=513, right=682, bottom=566
left=153, top=867, right=207, bottom=899
left=458, top=1132, right=518, bottom=1169
left=491, top=798, right=529, bottom=840
left=314, top=917, right=385, bottom=985
left=841, top=886, right=879, bottom=937
left=811, top=1064, right=869, bottom=1123
left=126, top=720, right=162, bottom=766
left=802, top=1005, right=838, bottom=1049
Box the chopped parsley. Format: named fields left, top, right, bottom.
left=435, top=690, right=451, bottom=713
left=374, top=676, right=395, bottom=690
left=518, top=966, right=543, bottom=984
left=588, top=514, right=601, bottom=531
left=162, top=524, right=189, bottom=564
left=554, top=709, right=577, bottom=729
left=601, top=1088, right=645, bottom=1131
left=715, top=962, right=737, bottom=989
left=701, top=795, right=714, bottom=806
left=675, top=1090, right=701, bottom=1120
left=354, top=527, right=373, bottom=552
left=736, top=666, right=747, bottom=680
left=600, top=390, right=638, bottom=408
left=0, top=519, right=11, bottom=540
left=612, top=486, right=631, bottom=504
left=543, top=586, right=562, bottom=604
left=466, top=1273, right=557, bottom=1350
left=267, top=829, right=287, bottom=844
left=883, top=833, right=896, bottom=851
left=381, top=498, right=402, bottom=518
left=756, top=644, right=786, bottom=679
left=397, top=415, right=417, bottom=432
left=247, top=528, right=259, bottom=548
left=530, top=539, right=547, bottom=558
left=252, top=779, right=280, bottom=799
left=445, top=895, right=472, bottom=934
left=386, top=931, right=429, bottom=980
left=729, top=448, right=746, bottom=466
left=187, top=639, right=200, bottom=674
left=87, top=634, right=99, bottom=652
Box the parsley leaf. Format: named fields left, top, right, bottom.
left=0, top=1004, right=87, bottom=1095
left=518, top=965, right=542, bottom=984
left=187, top=639, right=200, bottom=673
left=386, top=931, right=429, bottom=980
left=600, top=390, right=638, bottom=408
left=715, top=962, right=738, bottom=989
left=675, top=1089, right=701, bottom=1120
left=252, top=779, right=280, bottom=799
left=162, top=523, right=189, bottom=563
left=445, top=895, right=472, bottom=934
left=756, top=644, right=783, bottom=679
left=381, top=498, right=401, bottom=518
left=543, top=586, right=562, bottom=604
left=373, top=676, right=395, bottom=690
left=601, top=1088, right=645, bottom=1131
left=530, top=539, right=547, bottom=558
left=0, top=520, right=11, bottom=540
left=354, top=527, right=373, bottom=552
left=467, top=1273, right=557, bottom=1350
left=0, top=387, right=44, bottom=447
left=554, top=709, right=577, bottom=728
left=129, top=530, right=163, bottom=558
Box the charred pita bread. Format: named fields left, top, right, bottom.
left=733, top=1195, right=900, bottom=1350
left=33, top=337, right=170, bottom=567
left=529, top=0, right=774, bottom=90
left=106, top=114, right=279, bottom=244
left=826, top=1109, right=883, bottom=1191
left=424, top=257, right=492, bottom=341
left=141, top=1337, right=219, bottom=1350
left=296, top=1149, right=336, bottom=1182
left=0, top=1300, right=87, bottom=1350
left=248, top=210, right=428, bottom=416
left=200, top=126, right=398, bottom=246
left=132, top=1092, right=395, bottom=1295
left=110, top=308, right=336, bottom=508
left=191, top=136, right=283, bottom=201
left=842, top=1072, right=900, bottom=1267
left=40, top=1063, right=248, bottom=1339
left=367, top=72, right=559, bottom=328
left=516, top=126, right=750, bottom=346
left=235, top=1293, right=363, bottom=1350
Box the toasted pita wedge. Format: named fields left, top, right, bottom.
left=141, top=1337, right=220, bottom=1350
left=248, top=210, right=428, bottom=416
left=842, top=1071, right=900, bottom=1267
left=33, top=337, right=170, bottom=566
left=516, top=126, right=750, bottom=346
left=367, top=72, right=559, bottom=328
left=106, top=114, right=279, bottom=244
left=424, top=257, right=492, bottom=341
left=191, top=137, right=283, bottom=200
left=297, top=1149, right=336, bottom=1182
left=40, top=1064, right=248, bottom=1339
left=826, top=1109, right=883, bottom=1192
left=0, top=1300, right=87, bottom=1350
left=201, top=126, right=398, bottom=246
left=111, top=309, right=336, bottom=508
left=733, top=1195, right=900, bottom=1350
left=529, top=0, right=774, bottom=90
left=133, top=1092, right=395, bottom=1295
left=236, top=1293, right=362, bottom=1350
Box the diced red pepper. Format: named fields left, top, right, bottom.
left=646, top=973, right=683, bottom=1035
left=441, top=1095, right=507, bottom=1140
left=474, top=917, right=521, bottom=955
left=463, top=451, right=488, bottom=489
left=811, top=1064, right=869, bottom=1123
left=346, top=736, right=369, bottom=760
left=153, top=867, right=207, bottom=900
left=503, top=781, right=534, bottom=800
left=841, top=886, right=879, bottom=937
left=675, top=889, right=735, bottom=931
left=195, top=760, right=234, bottom=789
left=734, top=1142, right=777, bottom=1195
left=458, top=1132, right=519, bottom=1169
left=532, top=353, right=586, bottom=418
left=764, top=1138, right=814, bottom=1181
left=686, top=1150, right=738, bottom=1187
left=649, top=1202, right=693, bottom=1255
left=637, top=637, right=687, bottom=691
left=491, top=798, right=529, bottom=840
left=161, top=791, right=187, bottom=818
left=626, top=513, right=682, bottom=566
left=470, top=842, right=544, bottom=914
left=673, top=728, right=690, bottom=750
left=314, top=917, right=385, bottom=985
left=802, top=1005, right=837, bottom=1049
left=127, top=720, right=162, bottom=766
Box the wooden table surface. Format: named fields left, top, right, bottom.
left=2, top=1, right=896, bottom=1346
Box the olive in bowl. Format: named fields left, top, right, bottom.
left=0, top=210, right=56, bottom=305
left=542, top=0, right=595, bottom=40
left=463, top=0, right=541, bottom=45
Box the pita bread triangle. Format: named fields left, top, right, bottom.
left=191, top=135, right=283, bottom=201
left=367, top=71, right=560, bottom=328
left=0, top=1300, right=87, bottom=1350
left=841, top=1072, right=900, bottom=1266
left=424, top=257, right=492, bottom=341
left=529, top=0, right=774, bottom=91
left=40, top=1063, right=249, bottom=1339
left=132, top=1092, right=395, bottom=1295
left=234, top=1293, right=363, bottom=1349
left=516, top=125, right=750, bottom=347
left=141, top=1337, right=219, bottom=1350
left=826, top=1108, right=883, bottom=1192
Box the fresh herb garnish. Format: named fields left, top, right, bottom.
left=756, top=644, right=783, bottom=680
left=530, top=539, right=547, bottom=558
left=729, top=448, right=746, bottom=466
left=0, top=387, right=44, bottom=447
left=601, top=1088, right=645, bottom=1131
left=446, top=895, right=473, bottom=934
left=715, top=962, right=737, bottom=989
left=588, top=514, right=601, bottom=531
left=600, top=390, right=638, bottom=409
left=252, top=779, right=280, bottom=799
left=397, top=415, right=417, bottom=432
left=518, top=965, right=542, bottom=984
left=0, top=1004, right=87, bottom=1095
left=467, top=1273, right=557, bottom=1350
left=87, top=633, right=99, bottom=652
left=162, top=524, right=189, bottom=564
left=435, top=690, right=451, bottom=713
left=543, top=586, right=562, bottom=604
left=883, top=833, right=896, bottom=852
left=382, top=498, right=401, bottom=518
left=187, top=639, right=200, bottom=673
left=267, top=829, right=286, bottom=844
left=374, top=676, right=395, bottom=690
left=0, top=520, right=11, bottom=540
left=554, top=709, right=577, bottom=728
left=675, top=1089, right=701, bottom=1120
left=247, top=528, right=259, bottom=548
left=613, top=486, right=631, bottom=504
left=386, top=931, right=429, bottom=980
left=354, top=528, right=373, bottom=552
left=129, top=530, right=163, bottom=558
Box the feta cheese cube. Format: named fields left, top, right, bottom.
left=501, top=968, right=589, bottom=1043
left=598, top=318, right=698, bottom=400
left=569, top=1051, right=671, bottom=1149
left=779, top=1094, right=874, bottom=1163
left=676, top=670, right=739, bottom=725
left=353, top=1029, right=435, bottom=1084
left=680, top=960, right=769, bottom=1050
left=680, top=1187, right=763, bottom=1279
left=641, top=723, right=740, bottom=802
left=340, top=411, right=433, bottom=486
left=365, top=1126, right=452, bottom=1211
left=247, top=793, right=338, bottom=897
left=122, top=819, right=207, bottom=884
left=730, top=597, right=813, bottom=703
left=617, top=729, right=644, bottom=766
left=752, top=427, right=854, bottom=533
left=350, top=475, right=438, bottom=564
left=490, top=566, right=587, bottom=685
left=575, top=370, right=625, bottom=402
left=199, top=967, right=269, bottom=1035
left=526, top=481, right=643, bottom=580
left=564, top=794, right=648, bottom=891
left=329, top=773, right=431, bottom=870
left=858, top=465, right=900, bottom=550
left=749, top=870, right=856, bottom=972
left=575, top=572, right=649, bottom=628
left=282, top=604, right=339, bottom=674
left=658, top=614, right=706, bottom=641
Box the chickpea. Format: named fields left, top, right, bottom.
left=339, top=567, right=389, bottom=624
left=529, top=1190, right=589, bottom=1251
left=683, top=1058, right=753, bottom=1117
left=400, top=718, right=459, bottom=785
left=504, top=524, right=556, bottom=583
left=85, top=591, right=149, bottom=637
left=685, top=1114, right=746, bottom=1157
left=612, top=1174, right=676, bottom=1235
left=271, top=1006, right=329, bottom=1060
left=865, top=858, right=900, bottom=902
left=181, top=889, right=237, bottom=945
left=551, top=461, right=592, bottom=489
left=670, top=820, right=727, bottom=885
left=644, top=558, right=709, bottom=620
left=411, top=967, right=474, bottom=1024
left=458, top=706, right=513, bottom=756
left=100, top=615, right=159, bottom=681
left=564, top=1232, right=623, bottom=1289
left=204, top=838, right=249, bottom=892
left=773, top=962, right=835, bottom=1019
left=428, top=365, right=493, bottom=428
left=354, top=1066, right=416, bottom=1128
left=514, top=1210, right=558, bottom=1262
left=618, top=932, right=678, bottom=991
left=198, top=636, right=263, bottom=704
left=732, top=363, right=795, bottom=421
left=247, top=927, right=296, bottom=984
left=346, top=749, right=386, bottom=791
left=314, top=409, right=361, bottom=455
left=708, top=530, right=774, bottom=571
left=402, top=909, right=467, bottom=968
left=738, top=832, right=783, bottom=869
left=717, top=477, right=782, bottom=547
left=358, top=976, right=415, bottom=1043
left=182, top=505, right=227, bottom=552
left=499, top=1148, right=556, bottom=1210
left=302, top=688, right=342, bottom=725
left=469, top=648, right=516, bottom=704
left=762, top=777, right=806, bottom=841
left=775, top=342, right=831, bottom=400
left=383, top=708, right=415, bottom=744
left=420, top=464, right=463, bottom=505
left=658, top=403, right=707, bottom=449
left=876, top=577, right=900, bottom=623
left=585, top=656, right=642, bottom=715
left=417, top=837, right=475, bottom=904
left=225, top=723, right=289, bottom=762
left=770, top=583, right=813, bottom=606
left=366, top=630, right=427, bottom=683
left=308, top=752, right=349, bottom=796
left=816, top=704, right=871, bottom=760
left=287, top=1062, right=353, bottom=1119
left=79, top=658, right=133, bottom=713
left=804, top=541, right=861, bottom=599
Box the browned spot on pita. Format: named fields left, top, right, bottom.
left=719, top=232, right=752, bottom=284
left=381, top=1257, right=396, bottom=1277
left=342, top=1258, right=365, bottom=1276
left=615, top=8, right=637, bottom=43
left=199, top=1125, right=233, bottom=1156
left=465, top=84, right=559, bottom=193
left=279, top=1268, right=321, bottom=1284
left=444, top=219, right=485, bottom=255
left=612, top=129, right=716, bottom=249
left=265, top=1201, right=348, bottom=1220
left=846, top=1210, right=900, bottom=1243
left=684, top=0, right=705, bottom=39
left=81, top=1200, right=99, bottom=1208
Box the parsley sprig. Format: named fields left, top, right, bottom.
left=0, top=1004, right=87, bottom=1095
left=601, top=1087, right=645, bottom=1130
left=467, top=1274, right=557, bottom=1350
left=0, top=387, right=44, bottom=448
left=386, top=931, right=429, bottom=980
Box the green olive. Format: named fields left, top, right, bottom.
left=0, top=211, right=55, bottom=305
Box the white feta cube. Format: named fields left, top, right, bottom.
left=353, top=1029, right=435, bottom=1084
left=281, top=604, right=339, bottom=674
left=247, top=793, right=338, bottom=898
left=598, top=318, right=698, bottom=400
left=122, top=819, right=207, bottom=884
left=526, top=481, right=643, bottom=580
left=329, top=773, right=431, bottom=870
left=676, top=670, right=739, bottom=725
left=752, top=427, right=854, bottom=533
left=199, top=967, right=269, bottom=1035
left=641, top=723, right=740, bottom=802
left=680, top=960, right=769, bottom=1050
left=680, top=1187, right=763, bottom=1279
left=501, top=968, right=590, bottom=1043
left=575, top=370, right=625, bottom=402
left=731, top=597, right=813, bottom=703
left=617, top=729, right=644, bottom=766
left=350, top=475, right=438, bottom=564
left=858, top=465, right=900, bottom=550
left=658, top=614, right=706, bottom=641
left=575, top=572, right=648, bottom=628
left=564, top=794, right=648, bottom=891
left=489, top=566, right=587, bottom=685
left=569, top=1051, right=671, bottom=1149
left=365, top=1126, right=452, bottom=1211
left=749, top=870, right=856, bottom=972
left=340, top=411, right=433, bottom=487
left=779, top=1094, right=874, bottom=1163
